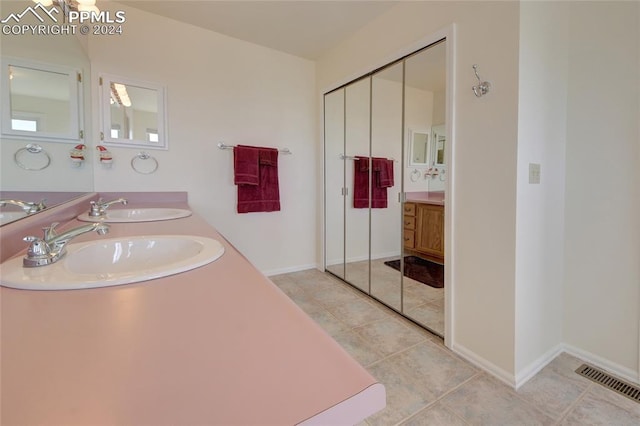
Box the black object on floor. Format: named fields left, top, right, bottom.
left=384, top=256, right=444, bottom=288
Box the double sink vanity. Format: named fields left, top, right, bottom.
left=0, top=192, right=385, bottom=425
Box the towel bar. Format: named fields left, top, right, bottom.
left=340, top=154, right=397, bottom=162
left=217, top=142, right=292, bottom=155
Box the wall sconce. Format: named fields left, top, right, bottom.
left=472, top=64, right=491, bottom=98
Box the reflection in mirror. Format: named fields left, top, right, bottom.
left=324, top=88, right=345, bottom=280
left=0, top=191, right=85, bottom=226
left=0, top=0, right=93, bottom=226
left=101, top=74, right=167, bottom=149
left=409, top=129, right=429, bottom=165
left=370, top=62, right=403, bottom=311
left=402, top=40, right=447, bottom=336
left=431, top=124, right=446, bottom=166
left=344, top=77, right=371, bottom=294
left=1, top=58, right=81, bottom=141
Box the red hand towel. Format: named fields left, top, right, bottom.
left=353, top=156, right=370, bottom=208
left=374, top=158, right=394, bottom=188
left=354, top=157, right=394, bottom=209
left=236, top=147, right=281, bottom=213
left=233, top=145, right=259, bottom=185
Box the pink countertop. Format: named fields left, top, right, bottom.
left=0, top=194, right=384, bottom=425
left=405, top=191, right=445, bottom=206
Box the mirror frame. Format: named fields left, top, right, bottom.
left=99, top=73, right=168, bottom=150
left=1, top=57, right=83, bottom=143
left=431, top=124, right=446, bottom=167
left=408, top=128, right=431, bottom=167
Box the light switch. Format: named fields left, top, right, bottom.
left=529, top=163, right=541, bottom=184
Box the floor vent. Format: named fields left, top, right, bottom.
left=575, top=364, right=640, bottom=404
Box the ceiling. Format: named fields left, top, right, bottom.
left=118, top=1, right=398, bottom=60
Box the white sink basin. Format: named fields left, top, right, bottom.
left=0, top=235, right=224, bottom=290
left=77, top=208, right=192, bottom=223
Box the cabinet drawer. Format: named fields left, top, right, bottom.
left=403, top=216, right=416, bottom=230
left=403, top=230, right=415, bottom=248
left=403, top=203, right=416, bottom=216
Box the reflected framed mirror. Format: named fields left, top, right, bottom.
left=408, top=128, right=430, bottom=166
left=0, top=57, right=83, bottom=142
left=431, top=124, right=445, bottom=167
left=99, top=74, right=167, bottom=150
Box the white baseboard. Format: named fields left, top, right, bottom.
left=263, top=263, right=319, bottom=277
left=514, top=344, right=564, bottom=390
left=451, top=342, right=516, bottom=388
left=453, top=341, right=639, bottom=390
left=562, top=343, right=640, bottom=385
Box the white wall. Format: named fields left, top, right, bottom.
left=515, top=0, right=569, bottom=382
left=317, top=1, right=521, bottom=380
left=562, top=1, right=640, bottom=380
left=88, top=3, right=317, bottom=275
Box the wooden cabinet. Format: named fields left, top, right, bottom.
left=403, top=202, right=444, bottom=262
left=403, top=203, right=417, bottom=249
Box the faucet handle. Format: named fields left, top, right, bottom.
left=23, top=236, right=50, bottom=257
left=42, top=222, right=59, bottom=240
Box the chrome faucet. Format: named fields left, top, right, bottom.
left=88, top=197, right=128, bottom=217
left=0, top=199, right=47, bottom=214
left=22, top=222, right=110, bottom=267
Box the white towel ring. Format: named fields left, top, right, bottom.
left=14, top=144, right=52, bottom=171
left=131, top=151, right=158, bottom=174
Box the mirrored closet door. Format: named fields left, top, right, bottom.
left=324, top=88, right=345, bottom=280
left=369, top=62, right=403, bottom=311
left=324, top=39, right=447, bottom=337
left=401, top=42, right=447, bottom=336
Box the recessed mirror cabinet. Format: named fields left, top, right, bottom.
left=1, top=58, right=83, bottom=142
left=100, top=74, right=167, bottom=150
left=324, top=39, right=447, bottom=336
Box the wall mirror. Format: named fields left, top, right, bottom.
left=408, top=128, right=430, bottom=166
left=100, top=74, right=167, bottom=150
left=1, top=57, right=83, bottom=142
left=0, top=0, right=93, bottom=226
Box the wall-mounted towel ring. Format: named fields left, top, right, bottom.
left=14, top=143, right=51, bottom=171
left=131, top=151, right=158, bottom=174
left=410, top=169, right=421, bottom=182
left=472, top=64, right=491, bottom=97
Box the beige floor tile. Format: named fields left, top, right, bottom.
left=392, top=341, right=478, bottom=397
left=331, top=329, right=387, bottom=367
left=559, top=381, right=640, bottom=425
left=278, top=269, right=629, bottom=425
left=365, top=357, right=436, bottom=426
left=354, top=317, right=426, bottom=357
left=441, top=374, right=555, bottom=425
left=400, top=403, right=469, bottom=426
left=325, top=297, right=389, bottom=328
left=404, top=301, right=444, bottom=336
left=516, top=354, right=592, bottom=420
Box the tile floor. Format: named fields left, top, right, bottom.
left=327, top=258, right=445, bottom=336
left=270, top=269, right=640, bottom=426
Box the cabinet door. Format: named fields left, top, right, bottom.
left=415, top=204, right=444, bottom=258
